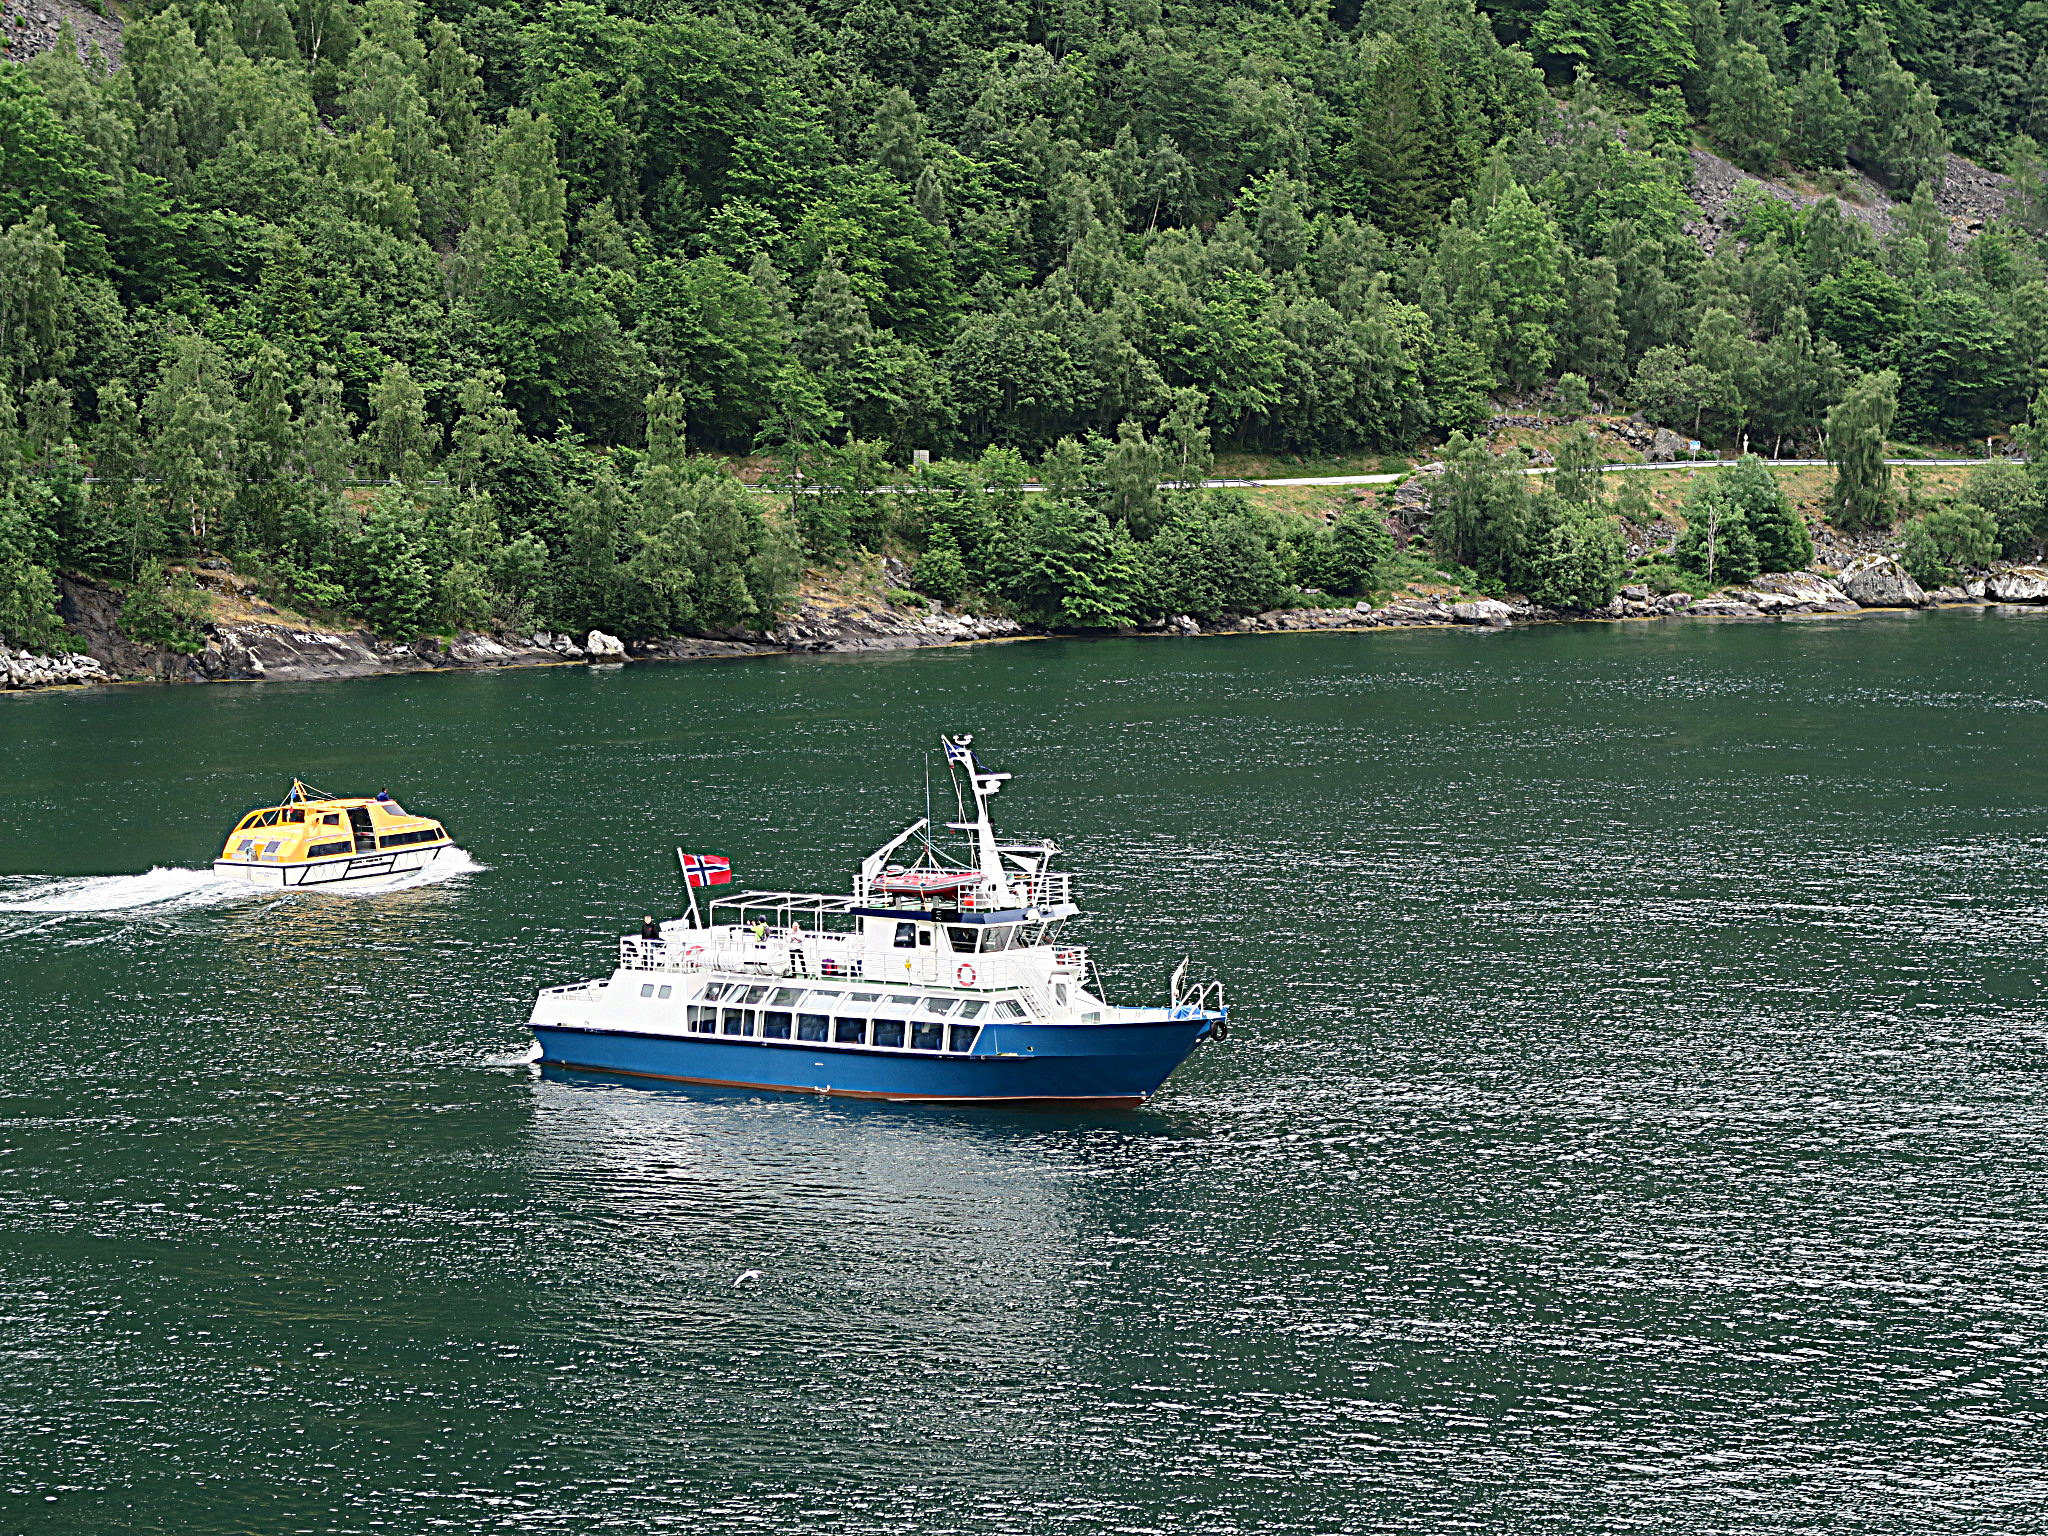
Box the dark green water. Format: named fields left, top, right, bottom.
left=5, top=612, right=2048, bottom=1535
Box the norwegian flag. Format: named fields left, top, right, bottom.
left=678, top=851, right=733, bottom=887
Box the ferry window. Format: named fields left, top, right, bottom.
left=849, top=992, right=880, bottom=1003
left=956, top=1001, right=986, bottom=1019
left=721, top=1008, right=754, bottom=1036
left=762, top=1011, right=793, bottom=1040
left=688, top=1007, right=718, bottom=1032
left=833, top=1017, right=867, bottom=1045
left=947, top=1025, right=980, bottom=1053
left=770, top=988, right=803, bottom=1007
left=893, top=922, right=917, bottom=949
left=995, top=1002, right=1027, bottom=1019
left=1054, top=985, right=1069, bottom=1008
left=701, top=984, right=730, bottom=1002
left=657, top=985, right=673, bottom=1000
left=924, top=998, right=957, bottom=1015
left=797, top=1013, right=829, bottom=1042
left=741, top=987, right=772, bottom=1004
left=872, top=1018, right=905, bottom=1048
left=639, top=984, right=656, bottom=998
left=911, top=1020, right=944, bottom=1051
left=945, top=926, right=979, bottom=952
left=917, top=929, right=933, bottom=947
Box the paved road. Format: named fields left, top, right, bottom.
left=1205, top=456, right=2010, bottom=490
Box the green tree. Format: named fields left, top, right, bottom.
left=1480, top=183, right=1565, bottom=389
left=1527, top=499, right=1627, bottom=609
left=1674, top=477, right=1761, bottom=585
left=1825, top=369, right=1898, bottom=532
left=1430, top=432, right=1534, bottom=584
left=1900, top=500, right=1997, bottom=587
left=1708, top=41, right=1789, bottom=173
left=1722, top=454, right=1811, bottom=571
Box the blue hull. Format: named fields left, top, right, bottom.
left=532, top=1014, right=1219, bottom=1105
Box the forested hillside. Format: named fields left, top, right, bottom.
left=6, top=0, right=2048, bottom=654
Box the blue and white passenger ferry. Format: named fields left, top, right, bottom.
left=528, top=736, right=1227, bottom=1106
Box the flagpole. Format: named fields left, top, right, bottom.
left=677, top=847, right=702, bottom=929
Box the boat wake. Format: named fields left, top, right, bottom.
left=0, top=865, right=252, bottom=915
left=0, top=848, right=484, bottom=914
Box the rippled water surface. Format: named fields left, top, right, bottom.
left=5, top=612, right=2048, bottom=1534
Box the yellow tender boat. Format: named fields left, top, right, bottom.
left=213, top=780, right=456, bottom=889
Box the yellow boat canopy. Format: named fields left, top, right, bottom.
left=218, top=781, right=450, bottom=866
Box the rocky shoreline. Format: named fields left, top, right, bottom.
left=9, top=560, right=2048, bottom=695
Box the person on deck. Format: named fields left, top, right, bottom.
left=640, top=915, right=660, bottom=941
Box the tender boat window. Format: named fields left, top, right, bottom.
left=797, top=1013, right=830, bottom=1042
left=947, top=1025, right=980, bottom=1053
left=639, top=983, right=656, bottom=997
left=911, top=1020, right=944, bottom=1051
left=833, top=1017, right=867, bottom=1045
left=762, top=1010, right=793, bottom=1039
left=283, top=809, right=305, bottom=823
left=721, top=1008, right=754, bottom=1036
left=893, top=922, right=917, bottom=950
left=687, top=1007, right=718, bottom=1033
left=872, top=1018, right=906, bottom=1048
left=307, top=841, right=350, bottom=859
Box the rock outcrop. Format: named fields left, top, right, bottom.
left=1451, top=598, right=1514, bottom=626
left=2, top=648, right=108, bottom=690
left=1836, top=554, right=1930, bottom=608
left=1731, top=572, right=1860, bottom=614
left=1986, top=567, right=2048, bottom=602
left=584, top=629, right=627, bottom=658
left=770, top=599, right=1025, bottom=653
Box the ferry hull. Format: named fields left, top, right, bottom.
left=530, top=1016, right=1219, bottom=1105
left=212, top=842, right=454, bottom=889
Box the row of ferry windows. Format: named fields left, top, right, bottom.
left=676, top=1004, right=980, bottom=1053
left=698, top=981, right=1027, bottom=1020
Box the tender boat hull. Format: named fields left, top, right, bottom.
left=530, top=1012, right=1220, bottom=1106
left=212, top=842, right=455, bottom=888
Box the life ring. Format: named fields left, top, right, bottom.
left=685, top=945, right=705, bottom=961
left=956, top=962, right=977, bottom=986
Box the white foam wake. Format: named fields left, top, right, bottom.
left=0, top=848, right=483, bottom=913
left=0, top=865, right=250, bottom=914
left=315, top=846, right=486, bottom=895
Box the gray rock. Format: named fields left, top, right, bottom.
left=584, top=628, right=627, bottom=658
left=1169, top=614, right=1200, bottom=635
left=2, top=647, right=109, bottom=690
left=1986, top=567, right=2048, bottom=602
left=1645, top=427, right=1689, bottom=462
left=1685, top=596, right=1763, bottom=617
left=1740, top=571, right=1859, bottom=613
left=1837, top=554, right=1930, bottom=608
left=1450, top=598, right=1514, bottom=626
